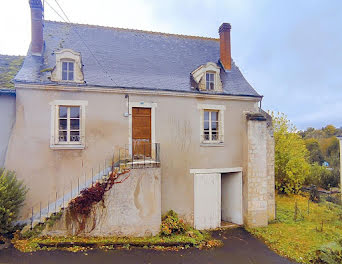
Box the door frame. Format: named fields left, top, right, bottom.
left=129, top=102, right=157, bottom=157
left=191, top=167, right=243, bottom=229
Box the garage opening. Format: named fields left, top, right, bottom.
left=221, top=172, right=243, bottom=225
left=193, top=168, right=243, bottom=230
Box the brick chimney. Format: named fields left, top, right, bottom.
left=29, top=0, right=44, bottom=56
left=219, top=23, right=232, bottom=71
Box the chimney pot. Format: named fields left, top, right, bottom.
left=219, top=23, right=232, bottom=71
left=29, top=0, right=44, bottom=56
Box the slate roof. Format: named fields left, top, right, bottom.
left=0, top=55, right=24, bottom=89
left=15, top=21, right=261, bottom=97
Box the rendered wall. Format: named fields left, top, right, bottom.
left=42, top=168, right=161, bottom=237
left=5, top=87, right=259, bottom=222
left=0, top=93, right=16, bottom=167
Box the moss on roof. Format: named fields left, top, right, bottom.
left=0, top=55, right=24, bottom=89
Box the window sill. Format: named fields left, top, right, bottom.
left=200, top=143, right=224, bottom=147
left=50, top=144, right=85, bottom=150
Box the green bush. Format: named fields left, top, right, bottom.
left=160, top=210, right=187, bottom=236
left=0, top=168, right=27, bottom=234
left=314, top=240, right=342, bottom=264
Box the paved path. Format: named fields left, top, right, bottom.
left=0, top=228, right=295, bottom=264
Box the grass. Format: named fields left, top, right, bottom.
left=12, top=228, right=221, bottom=253
left=247, top=194, right=342, bottom=263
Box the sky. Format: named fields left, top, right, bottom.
left=0, top=0, right=342, bottom=129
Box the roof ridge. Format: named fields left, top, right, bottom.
left=44, top=20, right=220, bottom=42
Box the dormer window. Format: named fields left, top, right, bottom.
left=191, top=62, right=222, bottom=92
left=51, top=49, right=84, bottom=83
left=206, top=72, right=215, bottom=90
left=62, top=61, right=74, bottom=81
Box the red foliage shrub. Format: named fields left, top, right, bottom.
left=69, top=170, right=128, bottom=216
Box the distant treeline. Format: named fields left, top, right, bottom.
left=299, top=125, right=340, bottom=189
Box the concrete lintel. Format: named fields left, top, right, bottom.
left=190, top=167, right=242, bottom=174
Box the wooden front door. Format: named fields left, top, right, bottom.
left=132, top=107, right=151, bottom=158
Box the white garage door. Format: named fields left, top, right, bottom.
left=194, top=173, right=221, bottom=230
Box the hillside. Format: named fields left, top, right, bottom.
left=0, top=55, right=24, bottom=89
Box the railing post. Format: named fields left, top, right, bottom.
left=55, top=192, right=57, bottom=214
left=144, top=142, right=146, bottom=167
left=31, top=207, right=33, bottom=230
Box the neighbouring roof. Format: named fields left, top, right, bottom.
left=15, top=20, right=261, bottom=97
left=0, top=55, right=24, bottom=89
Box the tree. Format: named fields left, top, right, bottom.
left=305, top=138, right=324, bottom=165
left=323, top=125, right=337, bottom=137
left=0, top=168, right=27, bottom=234
left=305, top=163, right=333, bottom=189
left=271, top=112, right=311, bottom=194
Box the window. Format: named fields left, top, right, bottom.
left=203, top=110, right=219, bottom=141
left=198, top=104, right=225, bottom=145
left=58, top=106, right=80, bottom=143
left=50, top=100, right=88, bottom=149
left=62, top=61, right=74, bottom=81
left=206, top=72, right=215, bottom=90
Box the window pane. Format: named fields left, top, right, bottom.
left=209, top=82, right=214, bottom=90
left=59, top=106, right=67, bottom=118
left=62, top=71, right=68, bottom=80
left=204, top=111, right=209, bottom=121
left=212, top=131, right=218, bottom=141
left=68, top=71, right=74, bottom=81
left=70, top=131, right=80, bottom=142
left=211, top=111, right=218, bottom=121
left=204, top=120, right=209, bottom=130
left=211, top=121, right=218, bottom=130
left=62, top=62, right=68, bottom=71
left=210, top=73, right=214, bottom=81
left=59, top=131, right=67, bottom=142
left=204, top=130, right=209, bottom=140
left=68, top=62, right=74, bottom=71
left=206, top=73, right=209, bottom=81
left=59, top=119, right=67, bottom=130
left=70, top=119, right=80, bottom=130
left=70, top=107, right=80, bottom=118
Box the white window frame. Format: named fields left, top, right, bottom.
left=198, top=104, right=225, bottom=146
left=50, top=100, right=88, bottom=150
left=61, top=60, right=75, bottom=81
left=206, top=72, right=215, bottom=90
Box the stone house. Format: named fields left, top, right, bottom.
left=3, top=0, right=275, bottom=234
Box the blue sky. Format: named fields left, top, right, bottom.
left=1, top=0, right=341, bottom=129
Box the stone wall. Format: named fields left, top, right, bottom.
left=0, top=91, right=16, bottom=167
left=244, top=112, right=272, bottom=227
left=42, top=167, right=161, bottom=237
left=264, top=112, right=275, bottom=221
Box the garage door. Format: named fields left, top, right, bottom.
left=194, top=173, right=221, bottom=230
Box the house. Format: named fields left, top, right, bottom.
left=3, top=0, right=275, bottom=234
left=0, top=55, right=24, bottom=167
